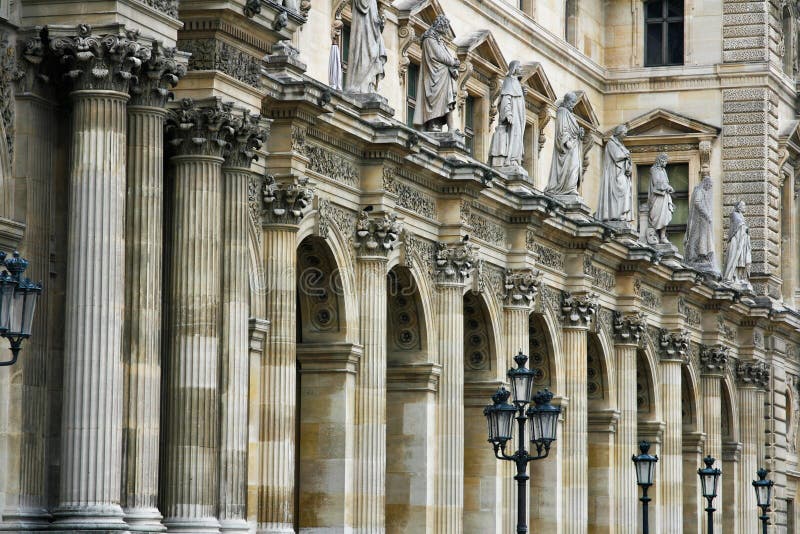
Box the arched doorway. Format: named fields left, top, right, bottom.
left=587, top=332, right=614, bottom=534
left=682, top=365, right=703, bottom=533
left=721, top=378, right=739, bottom=534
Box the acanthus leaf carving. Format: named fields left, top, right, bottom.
left=434, top=241, right=478, bottom=285
left=129, top=41, right=186, bottom=107
left=353, top=210, right=402, bottom=257
left=658, top=329, right=690, bottom=362
left=736, top=360, right=770, bottom=389
left=166, top=97, right=236, bottom=158
left=612, top=311, right=647, bottom=345
left=224, top=110, right=268, bottom=169
left=502, top=268, right=542, bottom=308
left=560, top=291, right=598, bottom=328
left=260, top=174, right=314, bottom=225
left=699, top=343, right=730, bottom=375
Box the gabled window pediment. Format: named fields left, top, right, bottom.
left=572, top=90, right=600, bottom=130
left=393, top=0, right=454, bottom=39
left=454, top=30, right=507, bottom=76
left=623, top=109, right=719, bottom=144
left=519, top=62, right=556, bottom=107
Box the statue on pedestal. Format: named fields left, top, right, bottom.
left=488, top=61, right=526, bottom=175
left=646, top=153, right=674, bottom=246
left=413, top=15, right=460, bottom=132
left=545, top=92, right=584, bottom=197
left=596, top=125, right=632, bottom=223
left=722, top=200, right=752, bottom=289
left=684, top=172, right=718, bottom=274
left=345, top=0, right=387, bottom=94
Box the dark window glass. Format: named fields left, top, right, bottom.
left=406, top=63, right=420, bottom=128
left=464, top=95, right=476, bottom=154
left=646, top=23, right=663, bottom=67
left=646, top=1, right=662, bottom=18
left=667, top=1, right=683, bottom=17
left=342, top=25, right=351, bottom=65
left=644, top=0, right=684, bottom=67
left=667, top=22, right=684, bottom=64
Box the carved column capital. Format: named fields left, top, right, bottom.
left=699, top=343, right=730, bottom=376
left=353, top=210, right=402, bottom=258
left=224, top=110, right=267, bottom=169
left=434, top=241, right=478, bottom=286
left=49, top=25, right=150, bottom=93
left=502, top=268, right=542, bottom=308
left=736, top=360, right=770, bottom=389
left=259, top=175, right=314, bottom=226
left=166, top=97, right=236, bottom=159
left=129, top=41, right=185, bottom=107
left=560, top=291, right=597, bottom=329
left=658, top=329, right=689, bottom=362
left=612, top=312, right=646, bottom=345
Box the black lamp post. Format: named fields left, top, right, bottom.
left=632, top=440, right=658, bottom=534
left=698, top=455, right=722, bottom=534
left=483, top=351, right=561, bottom=534
left=0, top=251, right=41, bottom=366
left=753, top=467, right=774, bottom=534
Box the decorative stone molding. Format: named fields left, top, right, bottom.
left=699, top=344, right=730, bottom=375
left=166, top=97, right=235, bottom=158
left=317, top=198, right=356, bottom=240
left=224, top=110, right=267, bottom=169
left=502, top=268, right=541, bottom=308
left=180, top=39, right=262, bottom=88
left=434, top=241, right=478, bottom=285
left=383, top=172, right=437, bottom=219
left=136, top=0, right=179, bottom=18
left=612, top=312, right=646, bottom=345
left=560, top=291, right=598, bottom=328
left=260, top=175, right=314, bottom=225
left=353, top=210, right=402, bottom=257
left=129, top=42, right=185, bottom=107
left=397, top=23, right=416, bottom=85
left=1, top=33, right=24, bottom=161
left=735, top=360, right=770, bottom=389
left=49, top=25, right=150, bottom=92
left=658, top=329, right=689, bottom=362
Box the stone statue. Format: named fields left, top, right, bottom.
left=723, top=200, right=752, bottom=288
left=597, top=125, right=632, bottom=222
left=413, top=15, right=460, bottom=132
left=684, top=172, right=717, bottom=273
left=489, top=60, right=526, bottom=174
left=646, top=153, right=674, bottom=245
left=545, top=92, right=584, bottom=197
left=345, top=0, right=387, bottom=93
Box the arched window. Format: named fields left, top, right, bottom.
left=644, top=0, right=684, bottom=67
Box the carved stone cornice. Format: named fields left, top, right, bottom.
left=48, top=25, right=150, bottom=93
left=224, top=110, right=267, bottom=169
left=136, top=0, right=179, bottom=18
left=166, top=97, right=235, bottom=159
left=612, top=311, right=646, bottom=345
left=353, top=210, right=402, bottom=258
left=560, top=291, right=598, bottom=329
left=658, top=329, right=689, bottom=362
left=434, top=242, right=478, bottom=286
left=259, top=175, right=314, bottom=226
left=736, top=361, right=770, bottom=390
left=129, top=41, right=185, bottom=107
left=502, top=268, right=542, bottom=308
left=699, top=344, right=730, bottom=376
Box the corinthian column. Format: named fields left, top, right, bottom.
left=559, top=291, right=597, bottom=534
left=736, top=361, right=769, bottom=533
left=49, top=25, right=147, bottom=531
left=658, top=330, right=689, bottom=531
left=161, top=97, right=235, bottom=533
left=611, top=313, right=646, bottom=534
left=122, top=43, right=184, bottom=532
left=257, top=176, right=313, bottom=532
left=700, top=344, right=729, bottom=534
left=352, top=210, right=402, bottom=532
left=219, top=112, right=266, bottom=534
left=434, top=241, right=478, bottom=534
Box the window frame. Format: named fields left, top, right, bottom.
left=405, top=62, right=420, bottom=128
left=643, top=0, right=685, bottom=67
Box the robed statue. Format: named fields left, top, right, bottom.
left=684, top=173, right=716, bottom=271
left=722, top=200, right=752, bottom=288
left=545, top=92, right=584, bottom=196
left=489, top=61, right=526, bottom=172
left=345, top=0, right=387, bottom=93
left=413, top=15, right=459, bottom=132
left=646, top=153, right=674, bottom=245
left=596, top=125, right=632, bottom=222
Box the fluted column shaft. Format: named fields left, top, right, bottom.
left=162, top=154, right=223, bottom=532
left=614, top=342, right=638, bottom=534
left=562, top=323, right=588, bottom=534
left=122, top=104, right=167, bottom=531
left=738, top=386, right=764, bottom=533
left=55, top=89, right=129, bottom=529
left=219, top=166, right=252, bottom=533
left=660, top=357, right=683, bottom=530
left=435, top=282, right=465, bottom=533
left=354, top=255, right=389, bottom=532
left=701, top=373, right=722, bottom=534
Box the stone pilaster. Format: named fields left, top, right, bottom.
left=219, top=111, right=266, bottom=534
left=658, top=330, right=689, bottom=532
left=352, top=211, right=401, bottom=532
left=161, top=97, right=234, bottom=533
left=434, top=242, right=478, bottom=534
left=699, top=344, right=729, bottom=534
left=257, top=176, right=313, bottom=532
left=611, top=312, right=646, bottom=534
left=736, top=361, right=770, bottom=533
left=50, top=25, right=146, bottom=531
left=122, top=43, right=184, bottom=532
left=560, top=291, right=598, bottom=534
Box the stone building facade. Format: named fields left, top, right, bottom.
left=0, top=0, right=799, bottom=533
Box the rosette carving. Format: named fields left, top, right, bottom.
left=736, top=360, right=770, bottom=389
left=502, top=268, right=542, bottom=308
left=260, top=175, right=314, bottom=225
left=224, top=110, right=267, bottom=169
left=353, top=210, right=402, bottom=257
left=658, top=329, right=689, bottom=362
left=699, top=344, right=730, bottom=375
left=434, top=242, right=478, bottom=285
left=129, top=41, right=185, bottom=107
left=612, top=312, right=646, bottom=345
left=166, top=97, right=236, bottom=158
left=560, top=291, right=598, bottom=328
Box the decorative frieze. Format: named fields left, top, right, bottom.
left=0, top=33, right=23, bottom=161
left=260, top=175, right=314, bottom=225
left=612, top=312, right=646, bottom=345
left=224, top=110, right=267, bottom=168
left=180, top=39, right=262, bottom=88
left=717, top=316, right=737, bottom=343
left=129, top=42, right=185, bottom=107
left=248, top=175, right=266, bottom=235
left=629, top=143, right=697, bottom=154
left=678, top=297, right=702, bottom=327
left=434, top=241, right=478, bottom=285
left=699, top=344, right=730, bottom=375
left=302, top=144, right=359, bottom=187
left=639, top=286, right=662, bottom=311
left=136, top=0, right=179, bottom=18
left=466, top=212, right=506, bottom=246
left=383, top=173, right=437, bottom=219
left=166, top=97, right=235, bottom=158
left=318, top=198, right=356, bottom=240
left=658, top=329, right=689, bottom=361
left=402, top=232, right=438, bottom=278
left=502, top=268, right=541, bottom=308
left=525, top=234, right=565, bottom=271
left=583, top=257, right=616, bottom=291
left=560, top=291, right=598, bottom=328
left=353, top=210, right=402, bottom=256
left=735, top=361, right=770, bottom=389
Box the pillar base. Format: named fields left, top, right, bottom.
left=51, top=505, right=127, bottom=532
left=255, top=525, right=294, bottom=534
left=162, top=518, right=221, bottom=533
left=0, top=507, right=52, bottom=532
left=219, top=519, right=249, bottom=534
left=123, top=508, right=165, bottom=532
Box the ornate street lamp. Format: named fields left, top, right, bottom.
left=632, top=440, right=658, bottom=534
left=0, top=251, right=42, bottom=366
left=698, top=455, right=722, bottom=534
left=753, top=467, right=774, bottom=534
left=484, top=351, right=561, bottom=534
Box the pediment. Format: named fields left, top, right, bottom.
left=624, top=109, right=719, bottom=139
left=393, top=0, right=450, bottom=32
left=572, top=91, right=599, bottom=129
left=779, top=120, right=800, bottom=162
left=519, top=61, right=556, bottom=104
left=454, top=30, right=506, bottom=74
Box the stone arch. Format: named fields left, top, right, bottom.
left=636, top=349, right=657, bottom=420
left=587, top=330, right=616, bottom=532
left=682, top=364, right=702, bottom=433
left=531, top=307, right=565, bottom=393
left=587, top=331, right=613, bottom=409
left=296, top=236, right=349, bottom=343
left=721, top=375, right=739, bottom=443
left=463, top=290, right=498, bottom=379
left=247, top=223, right=265, bottom=319
left=529, top=313, right=554, bottom=388
left=387, top=266, right=429, bottom=364
left=681, top=362, right=704, bottom=533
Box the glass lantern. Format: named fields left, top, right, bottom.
left=507, top=351, right=536, bottom=406
left=632, top=440, right=658, bottom=488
